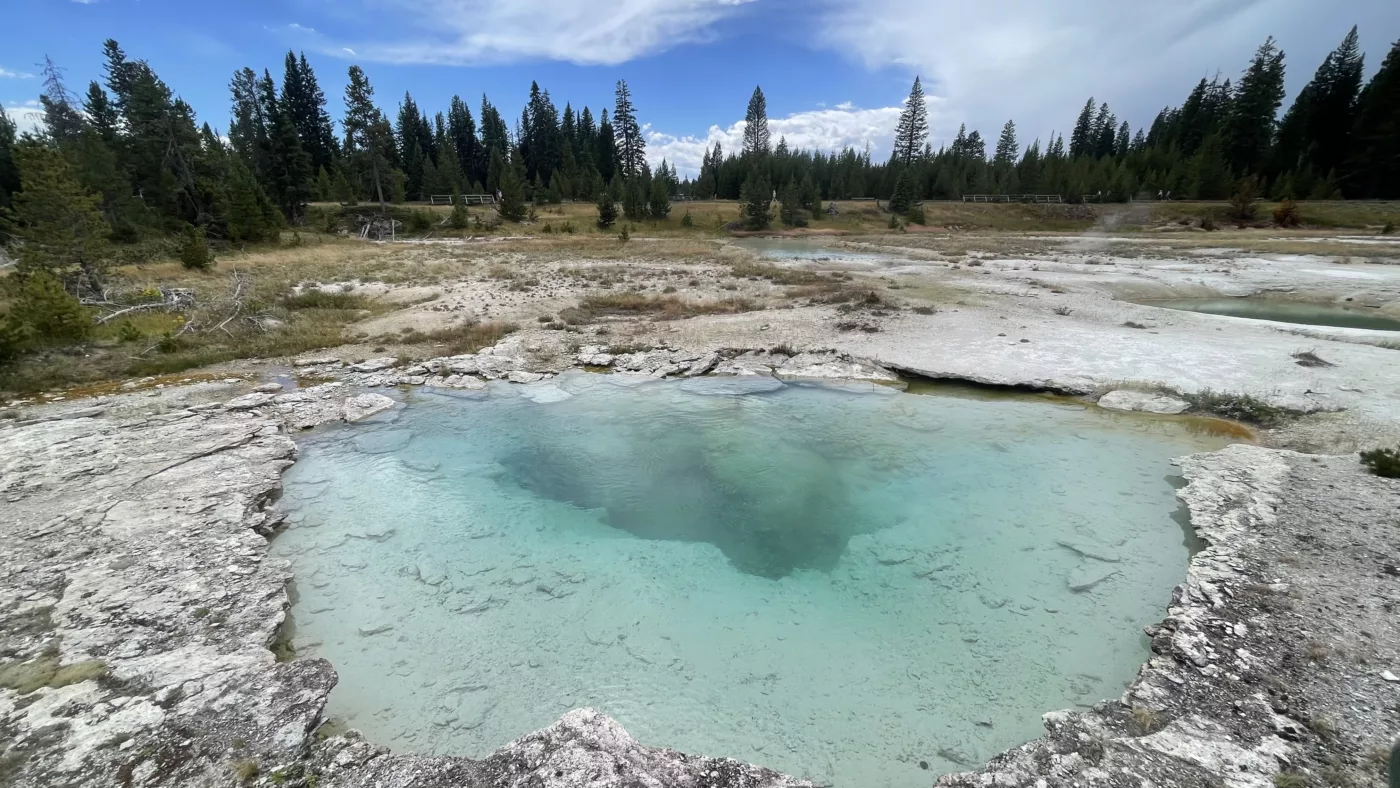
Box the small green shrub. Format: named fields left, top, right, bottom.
left=405, top=210, right=436, bottom=232
left=1184, top=390, right=1295, bottom=427
left=887, top=213, right=901, bottom=230
left=1226, top=176, right=1261, bottom=225
left=1272, top=199, right=1301, bottom=228
left=681, top=211, right=694, bottom=228
left=1359, top=446, right=1400, bottom=478
left=1382, top=221, right=1395, bottom=235
left=906, top=204, right=927, bottom=225
left=449, top=193, right=470, bottom=229
left=117, top=321, right=143, bottom=343
left=178, top=225, right=216, bottom=270
left=8, top=273, right=93, bottom=344
left=618, top=224, right=631, bottom=243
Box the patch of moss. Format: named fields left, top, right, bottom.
left=0, top=652, right=110, bottom=695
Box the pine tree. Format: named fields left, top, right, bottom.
left=267, top=103, right=313, bottom=223
left=225, top=157, right=276, bottom=242
left=1093, top=104, right=1117, bottom=159
left=447, top=95, right=479, bottom=187
left=281, top=52, right=337, bottom=173
left=38, top=57, right=86, bottom=144
left=486, top=146, right=506, bottom=195
left=1190, top=133, right=1233, bottom=199
left=449, top=185, right=470, bottom=229
left=0, top=106, right=18, bottom=210
left=178, top=224, right=215, bottom=270
left=1347, top=38, right=1400, bottom=198
left=497, top=160, right=527, bottom=221
left=343, top=65, right=390, bottom=210
left=739, top=171, right=771, bottom=230
left=613, top=81, right=646, bottom=180
left=1070, top=98, right=1096, bottom=158
left=799, top=172, right=821, bottom=219
left=893, top=76, right=929, bottom=167
left=4, top=141, right=112, bottom=295
left=647, top=175, right=671, bottom=219
left=779, top=180, right=807, bottom=227
left=595, top=189, right=617, bottom=228
left=623, top=176, right=648, bottom=220
left=743, top=86, right=771, bottom=157
left=313, top=166, right=333, bottom=201
left=888, top=168, right=915, bottom=214
left=993, top=120, right=1019, bottom=166
left=1223, top=37, right=1286, bottom=176
left=6, top=271, right=92, bottom=344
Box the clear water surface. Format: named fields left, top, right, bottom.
left=272, top=372, right=1231, bottom=787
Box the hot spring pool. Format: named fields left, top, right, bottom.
left=1143, top=297, right=1400, bottom=331
left=271, top=372, right=1232, bottom=786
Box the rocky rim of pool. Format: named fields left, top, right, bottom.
left=3, top=341, right=1396, bottom=788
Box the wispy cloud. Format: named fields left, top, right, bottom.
left=647, top=102, right=913, bottom=177
left=287, top=0, right=757, bottom=65
left=71, top=0, right=100, bottom=5
left=810, top=0, right=1398, bottom=145
left=0, top=67, right=35, bottom=79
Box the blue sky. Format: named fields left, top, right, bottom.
left=4, top=0, right=1398, bottom=175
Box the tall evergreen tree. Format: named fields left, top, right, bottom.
left=596, top=109, right=617, bottom=183
left=497, top=159, right=527, bottom=221
left=1222, top=37, right=1286, bottom=176
left=1070, top=98, right=1096, bottom=158
left=892, top=76, right=929, bottom=167
left=993, top=120, right=1019, bottom=166
left=38, top=57, right=86, bottom=145
left=342, top=65, right=391, bottom=210
left=739, top=170, right=771, bottom=230
left=446, top=95, right=479, bottom=188
left=1274, top=27, right=1364, bottom=181
left=281, top=52, right=338, bottom=173
left=742, top=86, right=771, bottom=157
left=0, top=107, right=18, bottom=210
left=1347, top=38, right=1400, bottom=198
left=3, top=140, right=112, bottom=294
left=612, top=81, right=645, bottom=180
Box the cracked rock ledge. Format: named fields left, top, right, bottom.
left=2, top=357, right=1396, bottom=788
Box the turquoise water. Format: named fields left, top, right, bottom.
left=272, top=372, right=1227, bottom=787
left=1145, top=298, right=1400, bottom=331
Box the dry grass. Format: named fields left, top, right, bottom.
left=395, top=321, right=520, bottom=356
left=577, top=292, right=758, bottom=320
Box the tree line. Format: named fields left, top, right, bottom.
left=1, top=26, right=1397, bottom=258
left=689, top=27, right=1400, bottom=209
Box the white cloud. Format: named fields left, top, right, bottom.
left=71, top=0, right=99, bottom=4
left=300, top=0, right=756, bottom=65
left=812, top=0, right=1400, bottom=146
left=4, top=101, right=45, bottom=135
left=0, top=68, right=35, bottom=79
left=647, top=103, right=910, bottom=177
